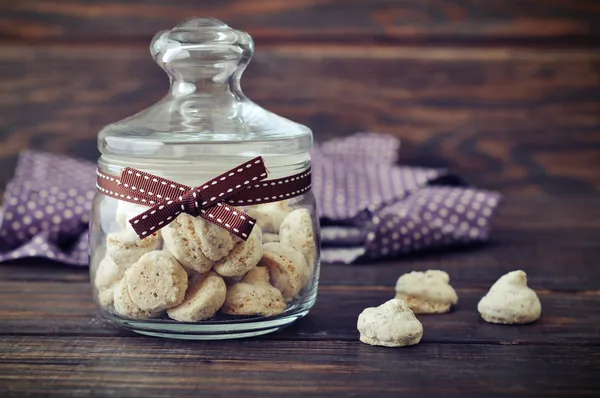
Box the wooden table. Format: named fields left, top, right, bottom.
left=0, top=1, right=599, bottom=396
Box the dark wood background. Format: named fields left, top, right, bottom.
left=0, top=1, right=599, bottom=397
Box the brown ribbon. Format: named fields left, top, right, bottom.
left=96, top=156, right=312, bottom=241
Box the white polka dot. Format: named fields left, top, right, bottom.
left=477, top=218, right=487, bottom=227
left=449, top=215, right=459, bottom=224
left=392, top=232, right=399, bottom=240
left=403, top=237, right=411, bottom=245
left=66, top=199, right=75, bottom=207
left=442, top=225, right=454, bottom=234
left=470, top=229, right=480, bottom=238
left=482, top=207, right=492, bottom=217
left=52, top=215, right=62, bottom=224
left=407, top=221, right=415, bottom=229
left=427, top=203, right=438, bottom=211
left=472, top=202, right=481, bottom=210
left=45, top=205, right=55, bottom=214
left=423, top=212, right=432, bottom=221
left=39, top=190, right=48, bottom=198
left=64, top=210, right=74, bottom=219
left=466, top=211, right=476, bottom=220
left=16, top=205, right=26, bottom=215
left=12, top=221, right=21, bottom=230
left=400, top=227, right=408, bottom=234
left=4, top=212, right=13, bottom=221
left=68, top=188, right=77, bottom=197
left=444, top=200, right=455, bottom=207
left=8, top=197, right=18, bottom=205
left=26, top=201, right=36, bottom=210
left=439, top=208, right=448, bottom=217
left=456, top=204, right=465, bottom=213
left=460, top=221, right=469, bottom=231
left=421, top=226, right=429, bottom=234
left=23, top=216, right=32, bottom=225
left=413, top=232, right=421, bottom=240
left=487, top=198, right=498, bottom=206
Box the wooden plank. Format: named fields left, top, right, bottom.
left=0, top=0, right=598, bottom=42
left=1, top=281, right=599, bottom=345
left=1, top=45, right=599, bottom=195
left=0, top=336, right=598, bottom=397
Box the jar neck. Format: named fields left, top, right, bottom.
left=167, top=62, right=244, bottom=101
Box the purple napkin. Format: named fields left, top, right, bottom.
left=0, top=151, right=95, bottom=265
left=0, top=134, right=501, bottom=265
left=312, top=133, right=502, bottom=263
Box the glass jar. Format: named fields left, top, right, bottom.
left=89, top=18, right=320, bottom=339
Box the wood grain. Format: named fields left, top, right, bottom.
left=0, top=336, right=598, bottom=397
left=1, top=45, right=599, bottom=195
left=0, top=0, right=598, bottom=43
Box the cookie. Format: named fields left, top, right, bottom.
left=279, top=208, right=317, bottom=275
left=259, top=242, right=308, bottom=301
left=395, top=270, right=458, bottom=314
left=357, top=298, right=423, bottom=348
left=125, top=251, right=188, bottom=312
left=213, top=227, right=262, bottom=278
left=222, top=267, right=286, bottom=317
left=167, top=271, right=227, bottom=322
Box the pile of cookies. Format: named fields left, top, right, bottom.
left=93, top=200, right=317, bottom=322
left=357, top=270, right=542, bottom=347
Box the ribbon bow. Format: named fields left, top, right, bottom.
left=96, top=157, right=312, bottom=240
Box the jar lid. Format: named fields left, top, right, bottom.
left=98, top=18, right=312, bottom=160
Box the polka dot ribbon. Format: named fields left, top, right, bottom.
left=96, top=156, right=312, bottom=240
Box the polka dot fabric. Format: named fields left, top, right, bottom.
left=0, top=151, right=95, bottom=266
left=313, top=133, right=502, bottom=264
